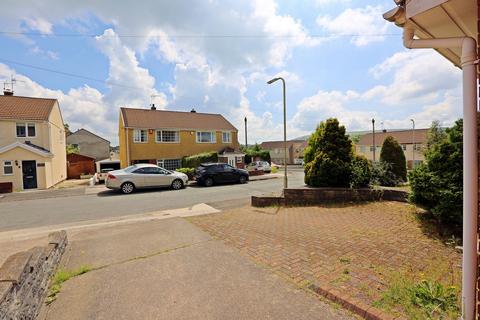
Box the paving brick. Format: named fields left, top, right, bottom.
left=188, top=202, right=461, bottom=319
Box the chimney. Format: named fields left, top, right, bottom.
left=191, top=108, right=196, bottom=113
left=382, top=129, right=387, bottom=133
left=3, top=89, right=13, bottom=96
left=150, top=104, right=156, bottom=110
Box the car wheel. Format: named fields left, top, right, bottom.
left=239, top=175, right=247, bottom=184
left=204, top=177, right=214, bottom=187
left=120, top=182, right=135, bottom=194
left=171, top=179, right=183, bottom=190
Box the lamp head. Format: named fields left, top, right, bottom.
left=267, top=77, right=281, bottom=85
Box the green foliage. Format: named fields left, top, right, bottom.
left=380, top=136, right=407, bottom=182
left=304, top=152, right=352, bottom=187
left=375, top=272, right=460, bottom=319
left=66, top=144, right=79, bottom=155
left=409, top=120, right=463, bottom=228
left=350, top=155, right=371, bottom=188
left=410, top=280, right=458, bottom=316
left=182, top=151, right=218, bottom=168
left=243, top=143, right=271, bottom=164
left=425, top=120, right=447, bottom=155
left=47, top=265, right=92, bottom=304
left=371, top=161, right=400, bottom=187
left=176, top=167, right=195, bottom=179
left=304, top=118, right=353, bottom=187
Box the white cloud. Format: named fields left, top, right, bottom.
left=23, top=17, right=53, bottom=34
left=364, top=50, right=461, bottom=105
left=316, top=5, right=390, bottom=46
left=288, top=49, right=462, bottom=134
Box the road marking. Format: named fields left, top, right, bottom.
left=0, top=203, right=220, bottom=242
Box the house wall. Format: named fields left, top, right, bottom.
left=0, top=148, right=50, bottom=191
left=0, top=120, right=50, bottom=150
left=120, top=126, right=239, bottom=167
left=66, top=130, right=110, bottom=160
left=355, top=143, right=425, bottom=168
left=47, top=102, right=67, bottom=186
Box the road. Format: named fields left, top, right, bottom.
left=0, top=169, right=304, bottom=232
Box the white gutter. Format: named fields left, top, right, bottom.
left=404, top=24, right=478, bottom=320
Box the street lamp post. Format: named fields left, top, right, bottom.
left=372, top=119, right=376, bottom=162
left=244, top=116, right=248, bottom=148
left=267, top=77, right=288, bottom=189
left=410, top=119, right=415, bottom=169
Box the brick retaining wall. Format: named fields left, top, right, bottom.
left=0, top=231, right=67, bottom=319
left=252, top=187, right=408, bottom=207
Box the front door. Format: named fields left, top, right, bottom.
left=22, top=160, right=37, bottom=189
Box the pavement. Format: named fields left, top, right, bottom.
left=37, top=216, right=353, bottom=320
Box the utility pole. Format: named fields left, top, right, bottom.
left=244, top=116, right=248, bottom=148
left=411, top=119, right=415, bottom=169
left=372, top=119, right=376, bottom=162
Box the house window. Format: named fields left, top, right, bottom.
left=16, top=123, right=36, bottom=137
left=157, top=159, right=182, bottom=171
left=369, top=146, right=375, bottom=152
left=133, top=129, right=147, bottom=143
left=3, top=161, right=13, bottom=175
left=401, top=144, right=407, bottom=151
left=196, top=131, right=216, bottom=143
left=222, top=132, right=231, bottom=143
left=156, top=130, right=179, bottom=143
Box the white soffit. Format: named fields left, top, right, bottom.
left=407, top=0, right=475, bottom=68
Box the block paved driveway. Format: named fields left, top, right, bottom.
left=188, top=202, right=461, bottom=311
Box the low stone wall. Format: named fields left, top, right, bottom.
left=0, top=231, right=68, bottom=319
left=252, top=187, right=408, bottom=207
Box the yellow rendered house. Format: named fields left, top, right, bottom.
left=119, top=106, right=244, bottom=170
left=0, top=94, right=67, bottom=191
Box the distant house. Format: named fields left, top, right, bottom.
left=260, top=140, right=307, bottom=165
left=119, top=107, right=244, bottom=170
left=355, top=129, right=428, bottom=169
left=66, top=128, right=110, bottom=161
left=0, top=94, right=67, bottom=191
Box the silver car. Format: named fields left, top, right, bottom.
left=105, top=164, right=188, bottom=194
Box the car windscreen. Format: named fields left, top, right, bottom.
left=123, top=165, right=137, bottom=173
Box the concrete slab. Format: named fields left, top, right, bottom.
left=39, top=218, right=353, bottom=320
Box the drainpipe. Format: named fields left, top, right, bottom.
left=404, top=24, right=478, bottom=319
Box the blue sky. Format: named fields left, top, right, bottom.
left=0, top=0, right=461, bottom=145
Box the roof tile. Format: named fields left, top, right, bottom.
left=121, top=108, right=237, bottom=131
left=0, top=95, right=56, bottom=121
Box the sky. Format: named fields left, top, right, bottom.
left=0, top=0, right=462, bottom=145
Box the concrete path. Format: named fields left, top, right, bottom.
left=38, top=217, right=353, bottom=320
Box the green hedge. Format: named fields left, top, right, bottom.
left=182, top=151, right=218, bottom=168
left=176, top=167, right=195, bottom=179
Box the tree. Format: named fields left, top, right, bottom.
left=409, top=120, right=463, bottom=229
left=380, top=136, right=407, bottom=182
left=350, top=155, right=372, bottom=188
left=66, top=144, right=79, bottom=155
left=425, top=120, right=447, bottom=157
left=304, top=118, right=353, bottom=187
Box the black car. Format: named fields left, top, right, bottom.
left=195, top=163, right=249, bottom=187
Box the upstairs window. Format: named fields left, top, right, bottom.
left=16, top=123, right=36, bottom=137
left=222, top=131, right=232, bottom=143
left=133, top=129, right=147, bottom=143
left=196, top=131, right=216, bottom=143
left=156, top=130, right=179, bottom=143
